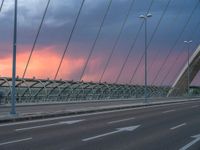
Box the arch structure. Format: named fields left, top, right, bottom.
left=168, top=45, right=200, bottom=97
left=0, top=77, right=169, bottom=104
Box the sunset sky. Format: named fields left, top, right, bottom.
left=0, top=0, right=200, bottom=85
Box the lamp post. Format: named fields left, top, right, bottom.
left=139, top=13, right=152, bottom=103
left=11, top=0, right=17, bottom=115
left=184, top=40, right=192, bottom=97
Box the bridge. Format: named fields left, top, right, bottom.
left=0, top=0, right=200, bottom=150
left=168, top=44, right=200, bottom=96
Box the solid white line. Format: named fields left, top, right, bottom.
left=15, top=122, right=61, bottom=131
left=0, top=107, right=146, bottom=127
left=15, top=119, right=84, bottom=131
left=191, top=105, right=199, bottom=108
left=162, top=109, right=176, bottom=114
left=82, top=125, right=140, bottom=142
left=179, top=136, right=200, bottom=150
left=108, top=117, right=135, bottom=124
left=170, top=123, right=186, bottom=130
left=82, top=130, right=119, bottom=142
left=0, top=137, right=32, bottom=146
left=59, top=119, right=84, bottom=125
left=0, top=99, right=199, bottom=127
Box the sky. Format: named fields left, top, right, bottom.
left=0, top=0, right=200, bottom=86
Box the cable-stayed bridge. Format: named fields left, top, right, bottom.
left=0, top=1, right=200, bottom=150
left=0, top=0, right=199, bottom=109
left=0, top=0, right=199, bottom=105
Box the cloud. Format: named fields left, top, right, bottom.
left=0, top=46, right=85, bottom=79
left=0, top=0, right=199, bottom=85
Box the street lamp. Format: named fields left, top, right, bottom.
left=139, top=13, right=152, bottom=103
left=11, top=0, right=18, bottom=115
left=184, top=40, right=192, bottom=97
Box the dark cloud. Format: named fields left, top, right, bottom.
left=0, top=0, right=200, bottom=85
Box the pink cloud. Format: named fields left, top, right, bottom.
left=0, top=44, right=190, bottom=86
left=0, top=46, right=85, bottom=80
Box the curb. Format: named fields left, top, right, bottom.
left=1, top=96, right=199, bottom=108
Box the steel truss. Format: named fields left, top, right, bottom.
left=0, top=77, right=186, bottom=105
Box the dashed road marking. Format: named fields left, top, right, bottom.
left=108, top=117, right=135, bottom=124
left=170, top=123, right=186, bottom=130
left=0, top=137, right=32, bottom=146
left=162, top=109, right=176, bottom=114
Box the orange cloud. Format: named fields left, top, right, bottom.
left=0, top=46, right=85, bottom=80
left=0, top=46, right=185, bottom=84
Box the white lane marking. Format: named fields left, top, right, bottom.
left=162, top=109, right=176, bottom=114
left=0, top=137, right=32, bottom=146
left=15, top=119, right=84, bottom=131
left=0, top=99, right=199, bottom=127
left=179, top=134, right=200, bottom=150
left=170, top=123, right=186, bottom=130
left=16, top=123, right=61, bottom=131
left=191, top=105, right=199, bottom=108
left=108, top=117, right=135, bottom=124
left=59, top=120, right=84, bottom=125
left=82, top=125, right=140, bottom=142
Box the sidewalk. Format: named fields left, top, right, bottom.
left=0, top=97, right=200, bottom=123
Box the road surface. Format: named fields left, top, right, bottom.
left=0, top=100, right=200, bottom=150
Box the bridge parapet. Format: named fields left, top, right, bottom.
left=0, top=77, right=170, bottom=104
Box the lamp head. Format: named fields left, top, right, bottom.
left=139, top=15, right=145, bottom=19
left=184, top=40, right=193, bottom=43
left=147, top=13, right=152, bottom=17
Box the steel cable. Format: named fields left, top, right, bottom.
left=148, top=0, right=185, bottom=85
left=0, top=0, right=4, bottom=12
left=129, top=0, right=172, bottom=84
left=99, top=0, right=136, bottom=82
left=151, top=1, right=200, bottom=85
left=23, top=0, right=51, bottom=78
left=54, top=0, right=85, bottom=80
left=162, top=17, right=200, bottom=86
left=79, top=0, right=113, bottom=81
left=116, top=0, right=154, bottom=84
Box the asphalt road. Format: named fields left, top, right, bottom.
left=0, top=100, right=200, bottom=150
left=0, top=100, right=143, bottom=116
left=0, top=97, right=196, bottom=117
